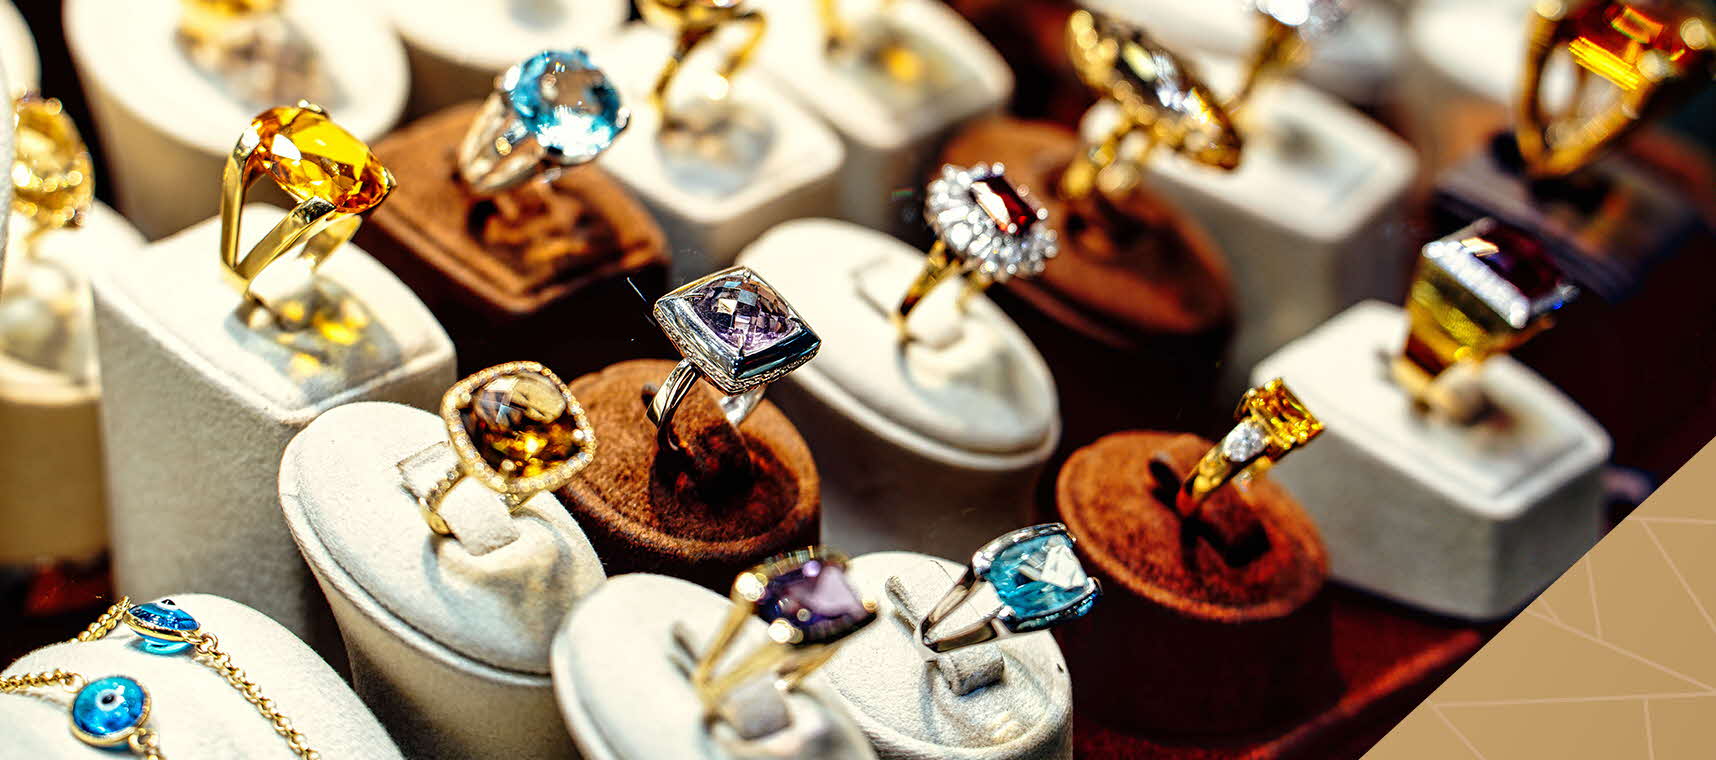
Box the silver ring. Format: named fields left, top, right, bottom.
left=648, top=266, right=820, bottom=452
left=458, top=48, right=630, bottom=196
left=918, top=523, right=1101, bottom=654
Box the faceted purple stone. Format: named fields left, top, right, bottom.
left=687, top=271, right=799, bottom=356
left=757, top=559, right=870, bottom=643
left=1470, top=221, right=1566, bottom=302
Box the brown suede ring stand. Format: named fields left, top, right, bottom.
left=557, top=359, right=820, bottom=591
left=938, top=118, right=1235, bottom=480
left=354, top=102, right=674, bottom=379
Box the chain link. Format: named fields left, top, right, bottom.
left=74, top=596, right=131, bottom=642
left=184, top=631, right=321, bottom=760
left=0, top=668, right=85, bottom=693
left=129, top=727, right=166, bottom=760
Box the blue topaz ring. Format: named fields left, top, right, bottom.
left=692, top=547, right=877, bottom=713
left=458, top=49, right=629, bottom=196
left=647, top=267, right=819, bottom=452
left=919, top=523, right=1100, bottom=654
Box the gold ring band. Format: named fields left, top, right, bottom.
left=1179, top=379, right=1322, bottom=513
left=640, top=0, right=768, bottom=129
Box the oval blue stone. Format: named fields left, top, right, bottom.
left=505, top=49, right=626, bottom=162
left=72, top=676, right=147, bottom=741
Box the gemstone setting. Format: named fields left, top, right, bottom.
left=1221, top=420, right=1269, bottom=463
left=737, top=548, right=875, bottom=646
left=246, top=104, right=394, bottom=214
left=1423, top=219, right=1577, bottom=330
left=70, top=676, right=149, bottom=747
left=441, top=362, right=596, bottom=496
left=924, top=163, right=1058, bottom=282
left=976, top=524, right=1100, bottom=634
left=12, top=95, right=94, bottom=232
left=502, top=49, right=629, bottom=164
left=125, top=598, right=200, bottom=655
left=653, top=267, right=821, bottom=395
left=1234, top=378, right=1324, bottom=459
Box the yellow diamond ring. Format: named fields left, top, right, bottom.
left=1179, top=379, right=1323, bottom=513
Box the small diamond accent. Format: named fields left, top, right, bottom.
left=924, top=163, right=1058, bottom=282
left=1221, top=420, right=1268, bottom=463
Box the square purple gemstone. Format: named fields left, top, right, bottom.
left=756, top=559, right=872, bottom=644
left=686, top=270, right=801, bottom=356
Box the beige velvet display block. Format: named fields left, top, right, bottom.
left=1253, top=301, right=1610, bottom=620
left=736, top=220, right=1059, bottom=558
left=384, top=0, right=628, bottom=119
left=0, top=204, right=143, bottom=566
left=1080, top=63, right=1416, bottom=379
left=63, top=0, right=407, bottom=239
left=91, top=206, right=456, bottom=644
left=1401, top=0, right=1557, bottom=173
left=753, top=0, right=1011, bottom=231
left=589, top=25, right=844, bottom=284
left=551, top=573, right=878, bottom=760
left=827, top=552, right=1074, bottom=760
left=0, top=0, right=38, bottom=98
left=281, top=401, right=608, bottom=760
left=0, top=593, right=404, bottom=759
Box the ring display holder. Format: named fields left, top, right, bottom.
left=64, top=0, right=407, bottom=239
left=280, top=401, right=607, bottom=760
left=1080, top=60, right=1416, bottom=378
left=0, top=593, right=404, bottom=759
left=754, top=0, right=1012, bottom=231
left=0, top=0, right=38, bottom=97
left=1253, top=301, right=1610, bottom=620
left=551, top=572, right=878, bottom=760
left=382, top=0, right=629, bottom=119
left=91, top=205, right=456, bottom=645
left=558, top=359, right=820, bottom=591
left=736, top=220, right=1059, bottom=558
left=354, top=102, right=672, bottom=378
left=589, top=25, right=844, bottom=284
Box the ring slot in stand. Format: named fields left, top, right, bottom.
left=822, top=551, right=1074, bottom=760
left=280, top=401, right=607, bottom=760
left=735, top=220, right=1060, bottom=558
left=1080, top=59, right=1416, bottom=377
left=355, top=102, right=672, bottom=377
left=0, top=204, right=143, bottom=569
left=938, top=117, right=1234, bottom=460
left=1252, top=301, right=1610, bottom=620
left=753, top=0, right=1011, bottom=231
left=0, top=0, right=39, bottom=97
left=589, top=25, right=844, bottom=283
left=551, top=573, right=877, bottom=760
left=557, top=359, right=820, bottom=590
left=91, top=205, right=456, bottom=645
left=383, top=0, right=629, bottom=119
left=64, top=0, right=407, bottom=239
left=0, top=593, right=404, bottom=759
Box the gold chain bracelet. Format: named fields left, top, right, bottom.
left=0, top=667, right=165, bottom=758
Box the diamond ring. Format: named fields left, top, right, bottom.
left=397, top=361, right=597, bottom=536
left=219, top=102, right=395, bottom=316
left=638, top=0, right=769, bottom=131
left=458, top=49, right=630, bottom=196
left=692, top=547, right=876, bottom=714
left=647, top=266, right=819, bottom=451
left=1229, top=0, right=1351, bottom=109
left=894, top=163, right=1058, bottom=337
left=1179, top=379, right=1323, bottom=513
left=918, top=523, right=1101, bottom=654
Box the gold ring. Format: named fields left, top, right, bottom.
left=1228, top=0, right=1351, bottom=109
left=896, top=163, right=1057, bottom=337
left=693, top=547, right=876, bottom=716
left=177, top=0, right=326, bottom=106
left=219, top=101, right=395, bottom=316
left=1516, top=0, right=1715, bottom=177
left=10, top=94, right=94, bottom=257
left=1393, top=218, right=1578, bottom=410
left=397, top=361, right=596, bottom=536
left=1180, top=378, right=1322, bottom=513
left=638, top=0, right=768, bottom=131
left=1062, top=10, right=1242, bottom=200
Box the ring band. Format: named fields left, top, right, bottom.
left=638, top=0, right=768, bottom=129
left=458, top=49, right=629, bottom=196
left=919, top=523, right=1100, bottom=654
left=693, top=547, right=876, bottom=713
left=398, top=361, right=596, bottom=536
left=648, top=266, right=819, bottom=452
left=219, top=102, right=394, bottom=313
left=1179, top=378, right=1322, bottom=513
left=897, top=163, right=1057, bottom=336
left=1227, top=0, right=1351, bottom=109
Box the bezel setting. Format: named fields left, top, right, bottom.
left=69, top=676, right=150, bottom=748
left=973, top=523, right=1101, bottom=634
left=924, top=163, right=1058, bottom=282
left=439, top=361, right=597, bottom=497
left=653, top=267, right=822, bottom=396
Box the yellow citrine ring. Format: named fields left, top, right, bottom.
left=638, top=0, right=768, bottom=131
left=10, top=94, right=94, bottom=257
left=1179, top=379, right=1323, bottom=514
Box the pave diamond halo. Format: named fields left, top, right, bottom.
left=924, top=162, right=1059, bottom=283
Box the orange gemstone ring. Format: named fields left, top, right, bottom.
left=397, top=361, right=596, bottom=536
left=219, top=101, right=395, bottom=313
left=1179, top=379, right=1323, bottom=514
left=1516, top=0, right=1715, bottom=177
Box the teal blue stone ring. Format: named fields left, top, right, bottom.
left=918, top=523, right=1101, bottom=653
left=70, top=675, right=151, bottom=748
left=123, top=598, right=203, bottom=656
left=458, top=48, right=630, bottom=195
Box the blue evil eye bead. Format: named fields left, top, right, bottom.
left=979, top=524, right=1101, bottom=633
left=70, top=676, right=149, bottom=747
left=125, top=598, right=200, bottom=655
left=503, top=49, right=629, bottom=164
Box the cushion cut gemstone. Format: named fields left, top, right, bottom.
left=460, top=371, right=582, bottom=480
left=72, top=676, right=147, bottom=740
left=685, top=270, right=801, bottom=356
left=12, top=95, right=93, bottom=230
left=969, top=174, right=1040, bottom=236
left=1238, top=378, right=1323, bottom=452
left=1431, top=220, right=1574, bottom=327
left=248, top=105, right=392, bottom=213
left=987, top=533, right=1095, bottom=631
left=755, top=558, right=872, bottom=644
left=505, top=49, right=627, bottom=162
